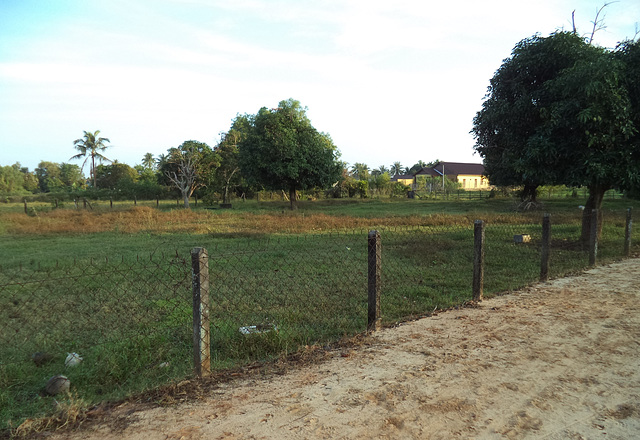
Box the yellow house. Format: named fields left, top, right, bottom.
left=414, top=162, right=490, bottom=190
left=390, top=174, right=414, bottom=187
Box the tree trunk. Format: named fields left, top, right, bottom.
left=581, top=185, right=607, bottom=249
left=91, top=154, right=96, bottom=188
left=183, top=192, right=190, bottom=209
left=289, top=186, right=297, bottom=210
left=521, top=184, right=538, bottom=203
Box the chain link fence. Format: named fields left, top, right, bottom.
left=1, top=208, right=637, bottom=431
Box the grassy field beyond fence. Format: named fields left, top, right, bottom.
left=0, top=199, right=638, bottom=433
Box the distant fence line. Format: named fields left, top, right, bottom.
left=0, top=208, right=636, bottom=430
left=9, top=186, right=629, bottom=211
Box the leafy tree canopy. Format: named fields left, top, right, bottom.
left=95, top=161, right=138, bottom=190
left=214, top=114, right=252, bottom=204
left=472, top=30, right=639, bottom=243
left=238, top=98, right=342, bottom=209
left=160, top=140, right=219, bottom=208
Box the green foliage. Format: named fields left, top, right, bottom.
left=390, top=162, right=403, bottom=176
left=239, top=99, right=342, bottom=209
left=70, top=130, right=111, bottom=188
left=95, top=162, right=138, bottom=190
left=34, top=161, right=85, bottom=193
left=472, top=31, right=640, bottom=242
left=160, top=140, right=219, bottom=208
left=415, top=174, right=460, bottom=196
left=0, top=163, right=32, bottom=195
left=350, top=162, right=370, bottom=181
left=214, top=115, right=251, bottom=204
left=472, top=32, right=600, bottom=189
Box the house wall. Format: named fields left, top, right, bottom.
left=395, top=178, right=414, bottom=186
left=457, top=174, right=490, bottom=190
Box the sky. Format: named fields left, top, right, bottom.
left=1, top=0, right=639, bottom=174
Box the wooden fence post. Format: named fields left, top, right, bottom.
left=134, top=196, right=137, bottom=206
left=191, top=247, right=211, bottom=377
left=23, top=199, right=28, bottom=214
left=368, top=230, right=381, bottom=331
left=540, top=214, right=551, bottom=282
left=156, top=197, right=159, bottom=208
left=472, top=220, right=484, bottom=301
left=109, top=197, right=113, bottom=209
left=589, top=209, right=598, bottom=267
left=624, top=208, right=632, bottom=257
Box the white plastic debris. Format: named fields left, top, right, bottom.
left=65, top=352, right=83, bottom=367
left=239, top=324, right=278, bottom=335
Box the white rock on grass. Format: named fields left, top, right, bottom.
left=65, top=352, right=83, bottom=367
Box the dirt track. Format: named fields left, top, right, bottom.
left=49, top=258, right=640, bottom=439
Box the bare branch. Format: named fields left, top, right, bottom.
left=589, top=2, right=617, bottom=44
left=572, top=10, right=577, bottom=34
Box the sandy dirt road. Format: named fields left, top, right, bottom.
left=48, top=258, right=640, bottom=439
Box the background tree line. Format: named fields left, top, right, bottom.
left=1, top=100, right=444, bottom=207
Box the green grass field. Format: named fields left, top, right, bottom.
left=0, top=195, right=638, bottom=433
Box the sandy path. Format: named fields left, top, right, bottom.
left=50, top=259, right=640, bottom=439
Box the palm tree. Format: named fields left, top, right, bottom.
left=350, top=163, right=370, bottom=181
left=70, top=130, right=111, bottom=187
left=156, top=153, right=168, bottom=169
left=377, top=165, right=389, bottom=175
left=391, top=162, right=403, bottom=176
left=142, top=152, right=155, bottom=170
left=409, top=160, right=428, bottom=174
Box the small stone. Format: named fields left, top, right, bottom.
left=31, top=352, right=54, bottom=367
left=45, top=375, right=70, bottom=395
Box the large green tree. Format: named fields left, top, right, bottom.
left=70, top=130, right=111, bottom=188
left=0, top=163, right=34, bottom=194
left=472, top=31, right=639, bottom=244
left=238, top=99, right=342, bottom=209
left=34, top=162, right=85, bottom=192
left=95, top=161, right=138, bottom=190
left=472, top=32, right=601, bottom=202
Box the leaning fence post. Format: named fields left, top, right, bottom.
left=191, top=247, right=211, bottom=377
left=540, top=214, right=551, bottom=282
left=23, top=199, right=28, bottom=214
left=368, top=230, right=381, bottom=331
left=589, top=209, right=598, bottom=267
left=624, top=208, right=632, bottom=257
left=472, top=220, right=484, bottom=301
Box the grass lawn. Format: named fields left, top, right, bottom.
left=1, top=195, right=638, bottom=433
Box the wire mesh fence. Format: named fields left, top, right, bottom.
left=1, top=208, right=637, bottom=430
left=0, top=254, right=192, bottom=429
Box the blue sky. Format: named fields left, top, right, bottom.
left=1, top=0, right=638, bottom=174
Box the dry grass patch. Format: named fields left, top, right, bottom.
left=1, top=206, right=583, bottom=236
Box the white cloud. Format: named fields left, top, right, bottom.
left=1, top=0, right=638, bottom=171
